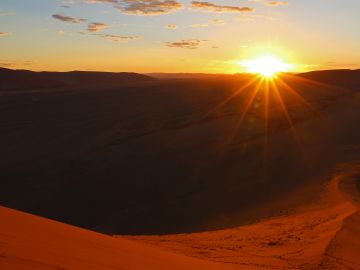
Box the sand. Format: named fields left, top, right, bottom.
left=1, top=164, right=359, bottom=270
left=126, top=164, right=360, bottom=269
left=0, top=206, right=242, bottom=270
left=1, top=69, right=360, bottom=269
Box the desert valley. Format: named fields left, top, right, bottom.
left=1, top=0, right=360, bottom=269
left=1, top=68, right=360, bottom=269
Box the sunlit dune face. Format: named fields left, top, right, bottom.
left=242, top=56, right=292, bottom=78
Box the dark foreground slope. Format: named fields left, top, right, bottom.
left=0, top=69, right=359, bottom=234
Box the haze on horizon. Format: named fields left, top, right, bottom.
left=1, top=0, right=360, bottom=73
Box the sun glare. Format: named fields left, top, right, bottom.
left=242, top=56, right=292, bottom=78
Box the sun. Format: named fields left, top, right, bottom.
left=242, top=55, right=292, bottom=78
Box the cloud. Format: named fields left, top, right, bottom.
left=0, top=32, right=12, bottom=37
left=191, top=19, right=225, bottom=28
left=60, top=0, right=76, bottom=8
left=83, top=0, right=118, bottom=3
left=324, top=62, right=360, bottom=69
left=0, top=59, right=34, bottom=68
left=249, top=0, right=289, bottom=6
left=52, top=14, right=87, bottom=23
left=0, top=11, right=16, bottom=16
left=166, top=39, right=210, bottom=49
left=118, top=0, right=183, bottom=16
left=87, top=22, right=110, bottom=32
left=191, top=1, right=254, bottom=13
left=101, top=34, right=140, bottom=42
left=266, top=1, right=288, bottom=6
left=211, top=19, right=225, bottom=26
left=82, top=0, right=183, bottom=16
left=191, top=23, right=209, bottom=28
left=166, top=24, right=178, bottom=30
left=236, top=14, right=276, bottom=21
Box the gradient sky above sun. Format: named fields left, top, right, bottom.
left=0, top=0, right=359, bottom=73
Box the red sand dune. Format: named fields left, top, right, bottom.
left=1, top=164, right=359, bottom=270
left=0, top=206, right=241, bottom=270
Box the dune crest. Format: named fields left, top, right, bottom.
left=0, top=206, right=241, bottom=270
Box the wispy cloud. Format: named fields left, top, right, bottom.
left=83, top=0, right=118, bottom=3
left=191, top=23, right=209, bottom=28
left=0, top=10, right=16, bottom=16
left=211, top=19, right=225, bottom=26
left=236, top=14, right=276, bottom=22
left=165, top=24, right=178, bottom=30
left=324, top=62, right=360, bottom=69
left=52, top=14, right=87, bottom=23
left=248, top=0, right=289, bottom=7
left=101, top=34, right=140, bottom=42
left=191, top=1, right=254, bottom=13
left=266, top=1, right=289, bottom=7
left=190, top=19, right=225, bottom=28
left=117, top=0, right=183, bottom=16
left=87, top=22, right=110, bottom=32
left=0, top=59, right=34, bottom=68
left=0, top=32, right=12, bottom=37
left=166, top=39, right=211, bottom=49
left=60, top=0, right=76, bottom=8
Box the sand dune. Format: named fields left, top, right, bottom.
left=127, top=164, right=360, bottom=269
left=0, top=205, right=243, bottom=270
left=1, top=165, right=359, bottom=269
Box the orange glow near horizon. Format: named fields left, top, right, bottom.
left=241, top=55, right=293, bottom=78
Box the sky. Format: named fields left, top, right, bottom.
left=0, top=0, right=360, bottom=73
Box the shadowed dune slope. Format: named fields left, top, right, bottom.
left=127, top=165, right=360, bottom=270
left=0, top=69, right=360, bottom=235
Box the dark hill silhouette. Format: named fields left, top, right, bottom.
left=0, top=68, right=155, bottom=90
left=297, top=69, right=360, bottom=88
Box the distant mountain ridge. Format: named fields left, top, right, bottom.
left=0, top=68, right=155, bottom=90
left=148, top=69, right=360, bottom=82
left=1, top=67, right=359, bottom=91
left=297, top=69, right=360, bottom=88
